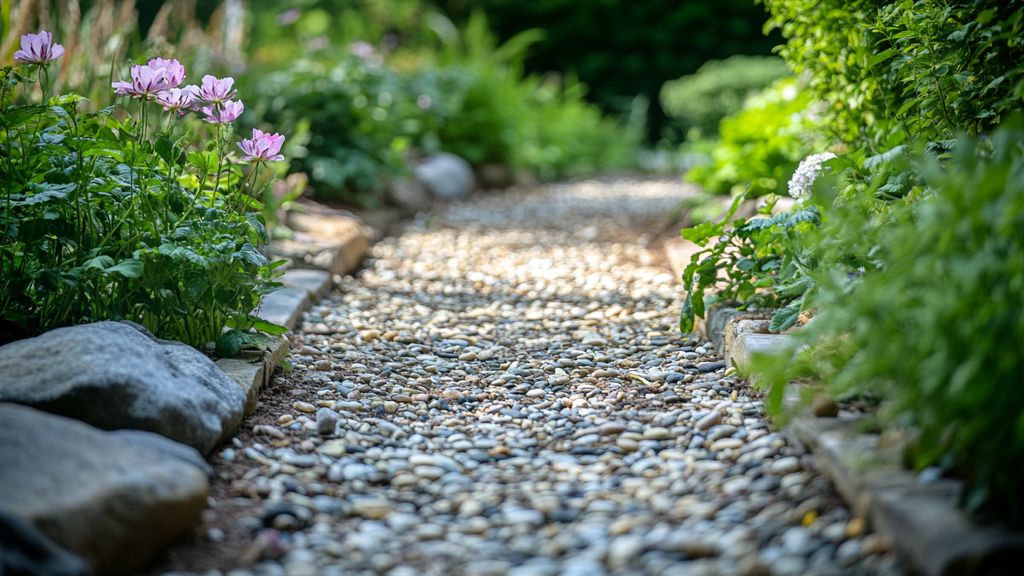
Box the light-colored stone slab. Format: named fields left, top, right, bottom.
left=215, top=357, right=265, bottom=415
left=278, top=208, right=371, bottom=276
left=281, top=268, right=332, bottom=301
left=256, top=287, right=309, bottom=332
left=215, top=335, right=288, bottom=416
left=726, top=332, right=794, bottom=373
left=0, top=404, right=208, bottom=575
left=787, top=403, right=1024, bottom=576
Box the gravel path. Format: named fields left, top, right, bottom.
left=155, top=178, right=904, bottom=576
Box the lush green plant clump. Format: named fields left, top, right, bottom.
left=684, top=78, right=826, bottom=197
left=679, top=0, right=1024, bottom=520
left=243, top=11, right=639, bottom=205
left=760, top=125, right=1024, bottom=518
left=660, top=55, right=790, bottom=140
left=1, top=35, right=285, bottom=350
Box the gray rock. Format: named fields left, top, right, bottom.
left=110, top=429, right=213, bottom=477
left=414, top=153, right=476, bottom=201
left=387, top=177, right=433, bottom=211
left=0, top=321, right=246, bottom=454
left=0, top=510, right=90, bottom=576
left=0, top=404, right=208, bottom=575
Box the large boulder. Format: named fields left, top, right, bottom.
left=0, top=509, right=90, bottom=576
left=414, top=153, right=476, bottom=201
left=0, top=404, right=208, bottom=575
left=0, top=321, right=246, bottom=454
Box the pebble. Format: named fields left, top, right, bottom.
left=164, top=179, right=905, bottom=576
left=316, top=408, right=339, bottom=436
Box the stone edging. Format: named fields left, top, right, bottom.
left=224, top=211, right=374, bottom=429
left=664, top=241, right=1024, bottom=576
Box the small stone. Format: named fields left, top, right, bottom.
left=281, top=453, right=318, bottom=468
left=526, top=389, right=546, bottom=398
left=313, top=359, right=332, bottom=371
left=598, top=421, right=626, bottom=435
left=292, top=401, right=317, bottom=414
left=644, top=427, right=671, bottom=440
left=812, top=395, right=840, bottom=417
left=770, top=456, right=801, bottom=475
left=696, top=361, right=726, bottom=373
left=695, top=411, right=721, bottom=431
left=316, top=408, right=339, bottom=436
left=317, top=439, right=347, bottom=457
left=351, top=498, right=391, bottom=519
left=616, top=438, right=639, bottom=452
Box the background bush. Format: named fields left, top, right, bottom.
left=763, top=0, right=1024, bottom=150
left=679, top=0, right=1024, bottom=522
left=685, top=78, right=825, bottom=197
left=442, top=0, right=778, bottom=142
left=660, top=55, right=790, bottom=141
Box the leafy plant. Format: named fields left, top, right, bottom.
left=686, top=78, right=825, bottom=197
left=762, top=0, right=1024, bottom=151
left=678, top=193, right=822, bottom=334
left=759, top=121, right=1024, bottom=521
left=661, top=55, right=791, bottom=140
left=1, top=42, right=285, bottom=350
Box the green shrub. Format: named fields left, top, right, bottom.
left=685, top=78, right=825, bottom=197
left=1, top=59, right=280, bottom=349
left=446, top=0, right=779, bottom=141
left=661, top=55, right=790, bottom=140
left=762, top=0, right=1024, bottom=149
left=243, top=54, right=457, bottom=206
left=760, top=122, right=1024, bottom=521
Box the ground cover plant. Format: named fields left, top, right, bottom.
left=1, top=30, right=286, bottom=351
left=679, top=0, right=1024, bottom=521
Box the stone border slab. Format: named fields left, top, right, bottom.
left=256, top=287, right=309, bottom=332
left=215, top=336, right=289, bottom=417
left=786, top=410, right=1024, bottom=576
left=281, top=268, right=333, bottom=301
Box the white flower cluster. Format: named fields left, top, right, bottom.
left=788, top=152, right=837, bottom=201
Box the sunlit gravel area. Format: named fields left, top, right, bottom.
left=155, top=178, right=904, bottom=576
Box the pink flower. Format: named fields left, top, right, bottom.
left=202, top=99, right=244, bottom=123
left=197, top=75, right=236, bottom=104
left=237, top=128, right=286, bottom=162
left=147, top=57, right=185, bottom=88
left=112, top=58, right=186, bottom=99
left=155, top=87, right=196, bottom=115
left=14, top=31, right=65, bottom=65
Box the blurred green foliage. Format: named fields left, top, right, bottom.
left=442, top=0, right=779, bottom=142
left=241, top=6, right=639, bottom=204
left=660, top=55, right=790, bottom=141
left=686, top=78, right=825, bottom=197
left=679, top=0, right=1024, bottom=521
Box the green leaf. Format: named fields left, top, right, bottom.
left=679, top=294, right=695, bottom=334
left=106, top=259, right=143, bottom=278
left=215, top=330, right=245, bottom=358
left=769, top=297, right=803, bottom=332
left=867, top=48, right=897, bottom=70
